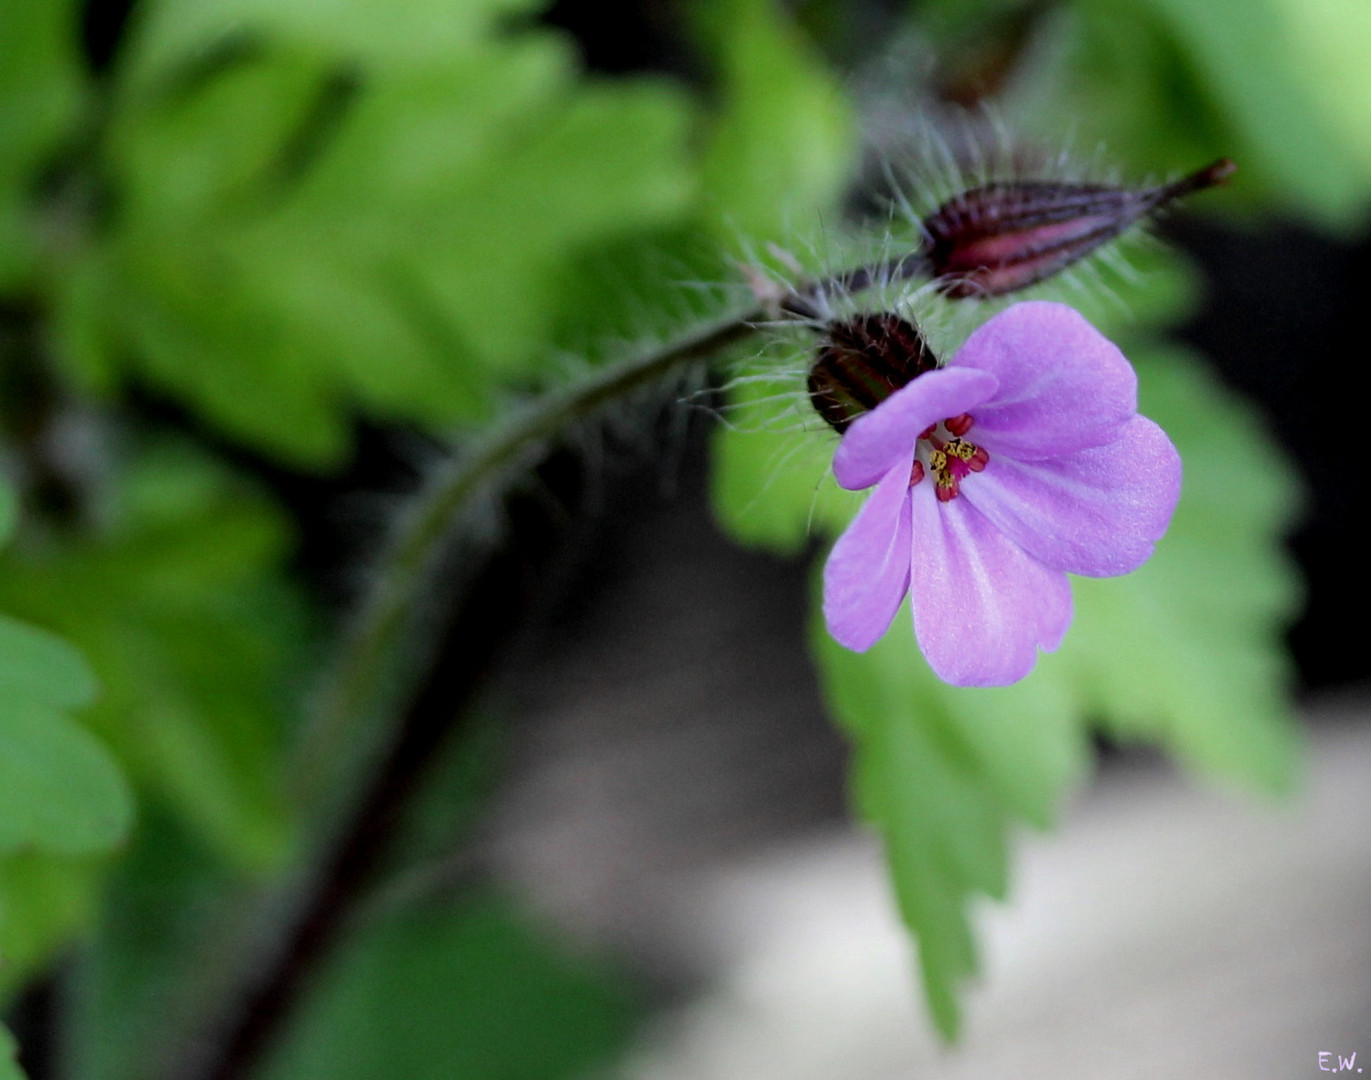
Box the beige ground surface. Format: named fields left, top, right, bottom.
left=612, top=711, right=1371, bottom=1080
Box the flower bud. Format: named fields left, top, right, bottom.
left=922, top=158, right=1235, bottom=298
left=808, top=312, right=938, bottom=433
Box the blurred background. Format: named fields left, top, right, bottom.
left=1, top=0, right=1370, bottom=1078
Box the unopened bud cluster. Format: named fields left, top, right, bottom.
left=802, top=158, right=1234, bottom=432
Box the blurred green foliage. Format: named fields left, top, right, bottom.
left=0, top=0, right=86, bottom=291
left=63, top=809, right=245, bottom=1080
left=1, top=0, right=852, bottom=1071
left=1, top=0, right=1368, bottom=1069
left=58, top=0, right=696, bottom=464
left=916, top=0, right=1371, bottom=227
left=0, top=1023, right=24, bottom=1080
left=0, top=442, right=299, bottom=997
left=0, top=471, right=131, bottom=999
left=260, top=896, right=637, bottom=1080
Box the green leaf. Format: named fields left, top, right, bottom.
left=122, top=0, right=545, bottom=73
left=1008, top=0, right=1371, bottom=228
left=260, top=896, right=637, bottom=1080
left=1008, top=2, right=1231, bottom=191
left=0, top=614, right=99, bottom=710
left=0, top=853, right=103, bottom=998
left=0, top=488, right=127, bottom=987
left=546, top=0, right=858, bottom=373
left=0, top=0, right=86, bottom=291
left=813, top=610, right=1085, bottom=1038
left=0, top=1022, right=27, bottom=1080
left=1125, top=0, right=1370, bottom=226
left=695, top=0, right=856, bottom=242
left=363, top=76, right=696, bottom=381
left=0, top=441, right=300, bottom=872
left=0, top=572, right=128, bottom=863
left=0, top=442, right=296, bottom=993
left=1271, top=0, right=1371, bottom=186
left=0, top=702, right=131, bottom=855
left=55, top=2, right=698, bottom=465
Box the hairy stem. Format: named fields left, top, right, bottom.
left=161, top=233, right=1011, bottom=1080
left=292, top=303, right=767, bottom=817
left=156, top=300, right=768, bottom=1080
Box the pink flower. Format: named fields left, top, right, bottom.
left=822, top=301, right=1182, bottom=687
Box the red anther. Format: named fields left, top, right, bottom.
left=910, top=460, right=926, bottom=486
left=944, top=413, right=974, bottom=437
left=935, top=478, right=958, bottom=502
left=918, top=424, right=937, bottom=442
left=968, top=446, right=989, bottom=471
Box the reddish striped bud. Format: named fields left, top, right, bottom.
left=922, top=158, right=1235, bottom=298
left=807, top=312, right=937, bottom=434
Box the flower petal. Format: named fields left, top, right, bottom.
left=832, top=367, right=997, bottom=491
left=949, top=301, right=1137, bottom=460
left=823, top=461, right=914, bottom=651
left=960, top=416, right=1182, bottom=577
left=909, top=484, right=1072, bottom=686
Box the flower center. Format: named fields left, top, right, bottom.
left=910, top=413, right=989, bottom=501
